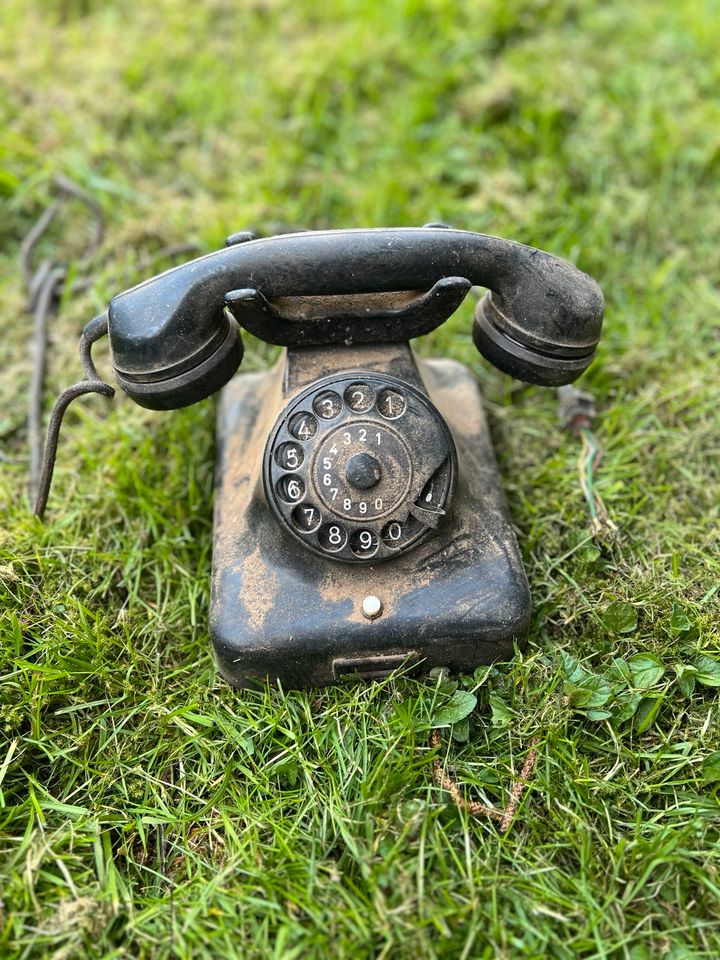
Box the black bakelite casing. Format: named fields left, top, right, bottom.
left=97, top=226, right=603, bottom=688
left=211, top=344, right=532, bottom=688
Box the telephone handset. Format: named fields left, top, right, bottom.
left=108, top=226, right=602, bottom=408
left=45, top=226, right=603, bottom=687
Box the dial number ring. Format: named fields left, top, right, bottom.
left=312, top=421, right=411, bottom=522
left=263, top=372, right=456, bottom=564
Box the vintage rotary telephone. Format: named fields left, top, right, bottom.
left=39, top=226, right=604, bottom=688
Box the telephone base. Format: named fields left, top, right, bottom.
left=210, top=350, right=531, bottom=689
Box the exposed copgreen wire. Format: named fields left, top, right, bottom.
left=558, top=387, right=617, bottom=536
left=579, top=425, right=616, bottom=534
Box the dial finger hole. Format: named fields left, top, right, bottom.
left=291, top=503, right=322, bottom=533
left=276, top=475, right=305, bottom=503
left=288, top=412, right=318, bottom=441
left=317, top=522, right=348, bottom=552
left=344, top=382, right=375, bottom=412
left=376, top=388, right=406, bottom=419
left=349, top=528, right=379, bottom=559
left=275, top=441, right=304, bottom=470
left=313, top=391, right=343, bottom=420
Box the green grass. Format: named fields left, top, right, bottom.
left=1, top=0, right=719, bottom=957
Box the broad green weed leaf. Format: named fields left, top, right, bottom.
left=581, top=545, right=601, bottom=563
left=670, top=603, right=693, bottom=635
left=694, top=655, right=720, bottom=687
left=612, top=692, right=642, bottom=724
left=433, top=690, right=477, bottom=727
left=602, top=601, right=638, bottom=634
left=702, top=751, right=720, bottom=784
left=428, top=667, right=458, bottom=696
left=451, top=717, right=470, bottom=742
left=490, top=695, right=512, bottom=728
left=608, top=657, right=632, bottom=683
left=561, top=652, right=585, bottom=685
left=562, top=653, right=612, bottom=712
left=565, top=674, right=612, bottom=709
left=627, top=653, right=665, bottom=689
left=674, top=664, right=697, bottom=697
left=585, top=709, right=612, bottom=721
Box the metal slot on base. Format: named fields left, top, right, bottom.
left=332, top=652, right=421, bottom=681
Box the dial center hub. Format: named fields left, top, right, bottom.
left=313, top=421, right=411, bottom=522
left=345, top=452, right=382, bottom=490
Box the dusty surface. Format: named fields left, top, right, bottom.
left=210, top=345, right=530, bottom=688
left=239, top=546, right=279, bottom=631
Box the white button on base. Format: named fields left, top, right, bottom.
left=362, top=595, right=383, bottom=620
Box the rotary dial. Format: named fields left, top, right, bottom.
left=264, top=372, right=456, bottom=564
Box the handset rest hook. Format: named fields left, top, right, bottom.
left=224, top=275, right=472, bottom=347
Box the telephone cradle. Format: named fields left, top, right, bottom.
left=41, top=226, right=604, bottom=689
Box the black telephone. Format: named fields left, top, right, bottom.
left=41, top=225, right=603, bottom=688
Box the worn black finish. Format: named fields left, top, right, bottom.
left=346, top=453, right=381, bottom=490
left=112, top=309, right=243, bottom=411
left=263, top=370, right=456, bottom=564
left=40, top=224, right=605, bottom=689
left=224, top=276, right=472, bottom=347
left=106, top=227, right=604, bottom=409
left=212, top=344, right=531, bottom=688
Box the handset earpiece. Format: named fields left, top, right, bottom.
left=471, top=252, right=604, bottom=386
